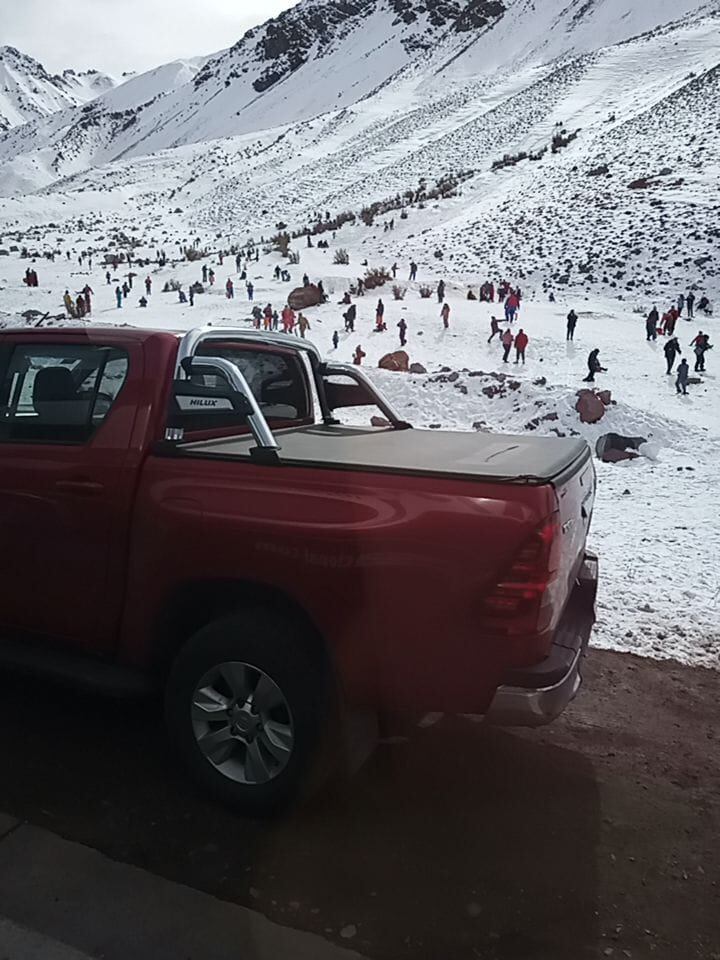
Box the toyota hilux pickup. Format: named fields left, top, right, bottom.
left=0, top=324, right=598, bottom=813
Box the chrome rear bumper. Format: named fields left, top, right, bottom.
left=485, top=552, right=598, bottom=728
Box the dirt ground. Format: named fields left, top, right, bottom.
left=0, top=648, right=718, bottom=960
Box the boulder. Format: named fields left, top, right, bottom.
left=595, top=433, right=647, bottom=463
left=575, top=389, right=606, bottom=423
left=378, top=351, right=409, bottom=372
left=597, top=390, right=613, bottom=406
left=288, top=284, right=322, bottom=310
left=482, top=384, right=502, bottom=399
left=409, top=362, right=427, bottom=374
left=601, top=449, right=639, bottom=463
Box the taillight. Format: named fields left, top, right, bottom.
left=482, top=515, right=562, bottom=626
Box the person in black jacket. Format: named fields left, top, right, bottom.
left=566, top=309, right=578, bottom=341
left=583, top=348, right=606, bottom=382
left=676, top=359, right=689, bottom=395
left=397, top=317, right=407, bottom=347
left=646, top=306, right=659, bottom=341
left=664, top=336, right=682, bottom=374
left=343, top=303, right=356, bottom=332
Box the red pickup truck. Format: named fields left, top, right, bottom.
left=0, top=325, right=598, bottom=813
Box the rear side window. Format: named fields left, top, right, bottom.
left=0, top=344, right=129, bottom=443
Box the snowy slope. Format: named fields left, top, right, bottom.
left=5, top=0, right=712, bottom=195
left=0, top=1, right=506, bottom=190
left=2, top=0, right=714, bottom=303
left=0, top=55, right=211, bottom=196
left=0, top=46, right=116, bottom=132
left=0, top=0, right=718, bottom=303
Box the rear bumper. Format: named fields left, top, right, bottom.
left=485, top=552, right=598, bottom=727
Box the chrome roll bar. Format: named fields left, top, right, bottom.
left=321, top=361, right=411, bottom=429
left=187, top=357, right=279, bottom=451
left=170, top=326, right=410, bottom=454
left=176, top=325, right=321, bottom=378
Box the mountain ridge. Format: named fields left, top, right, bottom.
left=0, top=45, right=116, bottom=132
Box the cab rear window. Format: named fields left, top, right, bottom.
left=171, top=345, right=312, bottom=436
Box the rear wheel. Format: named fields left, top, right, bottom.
left=165, top=609, right=330, bottom=814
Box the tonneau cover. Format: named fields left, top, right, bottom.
left=180, top=425, right=590, bottom=485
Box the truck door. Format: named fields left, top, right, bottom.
left=0, top=339, right=139, bottom=649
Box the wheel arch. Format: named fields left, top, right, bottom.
left=152, top=578, right=331, bottom=680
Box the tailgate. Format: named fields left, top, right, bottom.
left=552, top=448, right=596, bottom=610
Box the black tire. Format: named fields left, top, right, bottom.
left=165, top=608, right=332, bottom=815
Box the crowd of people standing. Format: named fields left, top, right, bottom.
left=15, top=247, right=714, bottom=406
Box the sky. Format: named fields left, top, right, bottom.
left=1, top=0, right=295, bottom=75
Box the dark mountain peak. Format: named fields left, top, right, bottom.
left=195, top=0, right=506, bottom=95
left=389, top=0, right=505, bottom=31
left=0, top=45, right=49, bottom=75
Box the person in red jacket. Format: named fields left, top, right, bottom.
left=353, top=345, right=366, bottom=366
left=501, top=328, right=514, bottom=363
left=441, top=302, right=450, bottom=329
left=514, top=329, right=529, bottom=364
left=281, top=304, right=295, bottom=333
left=505, top=291, right=520, bottom=323
left=691, top=331, right=712, bottom=371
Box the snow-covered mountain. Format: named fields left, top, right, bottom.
left=7, top=0, right=714, bottom=194
left=0, top=0, right=718, bottom=302
left=0, top=0, right=506, bottom=182
left=0, top=46, right=116, bottom=132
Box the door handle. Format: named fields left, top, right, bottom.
left=55, top=479, right=105, bottom=496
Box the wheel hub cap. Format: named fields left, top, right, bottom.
left=231, top=708, right=259, bottom=740
left=191, top=661, right=294, bottom=785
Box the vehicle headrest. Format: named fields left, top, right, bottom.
left=33, top=367, right=77, bottom=404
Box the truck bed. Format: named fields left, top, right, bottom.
left=179, top=425, right=590, bottom=485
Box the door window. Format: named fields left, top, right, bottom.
left=0, top=344, right=129, bottom=443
